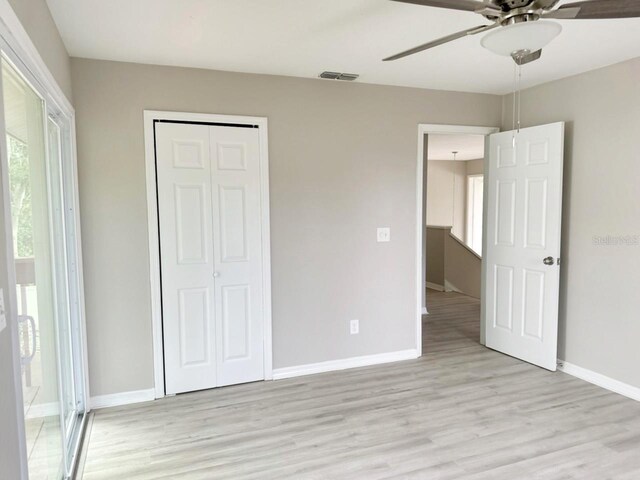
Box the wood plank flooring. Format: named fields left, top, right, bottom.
left=81, top=291, right=640, bottom=479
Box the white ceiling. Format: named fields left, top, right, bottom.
left=46, top=0, right=640, bottom=95
left=427, top=134, right=485, bottom=161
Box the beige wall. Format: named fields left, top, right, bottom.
left=71, top=57, right=502, bottom=396
left=502, top=57, right=640, bottom=388
left=7, top=0, right=72, bottom=102
left=426, top=159, right=467, bottom=238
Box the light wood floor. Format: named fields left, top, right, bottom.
left=81, top=291, right=640, bottom=479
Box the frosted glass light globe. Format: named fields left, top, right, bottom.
left=481, top=21, right=563, bottom=56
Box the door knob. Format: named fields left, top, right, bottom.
left=18, top=315, right=37, bottom=367
left=543, top=256, right=554, bottom=266
left=213, top=271, right=220, bottom=278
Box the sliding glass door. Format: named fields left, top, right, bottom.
left=3, top=56, right=86, bottom=479
left=46, top=111, right=87, bottom=471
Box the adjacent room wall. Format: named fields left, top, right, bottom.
left=425, top=226, right=446, bottom=287
left=7, top=0, right=72, bottom=102
left=71, top=57, right=502, bottom=396
left=466, top=158, right=484, bottom=176
left=502, top=57, right=640, bottom=388
left=426, top=159, right=467, bottom=238
left=444, top=232, right=481, bottom=299
left=425, top=226, right=481, bottom=298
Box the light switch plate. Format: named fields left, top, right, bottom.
left=377, top=227, right=391, bottom=243
left=0, top=289, right=6, bottom=333
left=350, top=319, right=359, bottom=335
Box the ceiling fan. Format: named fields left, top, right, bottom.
left=384, top=0, right=640, bottom=65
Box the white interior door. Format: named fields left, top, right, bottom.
left=156, top=122, right=265, bottom=394
left=485, top=122, right=564, bottom=371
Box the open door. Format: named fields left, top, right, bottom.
left=484, top=122, right=564, bottom=371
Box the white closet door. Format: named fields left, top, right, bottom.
left=485, top=122, right=564, bottom=371
left=156, top=122, right=217, bottom=394
left=156, top=122, right=264, bottom=394
left=210, top=126, right=264, bottom=387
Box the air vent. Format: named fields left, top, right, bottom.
left=338, top=73, right=359, bottom=81
left=319, top=71, right=359, bottom=81
left=319, top=71, right=340, bottom=79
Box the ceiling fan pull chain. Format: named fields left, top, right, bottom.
left=512, top=62, right=517, bottom=137
left=512, top=63, right=522, bottom=146
left=517, top=63, right=522, bottom=133
left=511, top=63, right=520, bottom=149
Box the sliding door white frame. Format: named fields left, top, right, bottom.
left=0, top=2, right=90, bottom=478
left=143, top=110, right=273, bottom=399
left=416, top=124, right=499, bottom=355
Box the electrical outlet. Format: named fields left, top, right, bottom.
left=0, top=289, right=6, bottom=333
left=377, top=227, right=391, bottom=243
left=350, top=319, right=359, bottom=335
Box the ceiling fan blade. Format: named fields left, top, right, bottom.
left=542, top=6, right=582, bottom=18
left=543, top=0, right=640, bottom=19
left=383, top=23, right=497, bottom=61
left=532, top=0, right=561, bottom=9
left=391, top=0, right=493, bottom=13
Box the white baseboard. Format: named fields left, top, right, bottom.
left=25, top=401, right=59, bottom=419
left=557, top=360, right=640, bottom=402
left=90, top=388, right=156, bottom=410
left=444, top=280, right=463, bottom=294
left=426, top=282, right=444, bottom=292
left=272, top=349, right=419, bottom=380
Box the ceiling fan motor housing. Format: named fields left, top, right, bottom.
left=492, top=0, right=537, bottom=11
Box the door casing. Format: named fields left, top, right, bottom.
left=143, top=110, right=273, bottom=399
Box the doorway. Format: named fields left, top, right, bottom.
left=417, top=122, right=565, bottom=371
left=416, top=124, right=498, bottom=354
left=144, top=112, right=273, bottom=397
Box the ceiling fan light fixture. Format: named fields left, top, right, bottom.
left=480, top=21, right=562, bottom=57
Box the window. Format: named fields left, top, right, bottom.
left=466, top=175, right=484, bottom=255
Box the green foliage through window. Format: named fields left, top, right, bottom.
left=8, top=134, right=34, bottom=258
